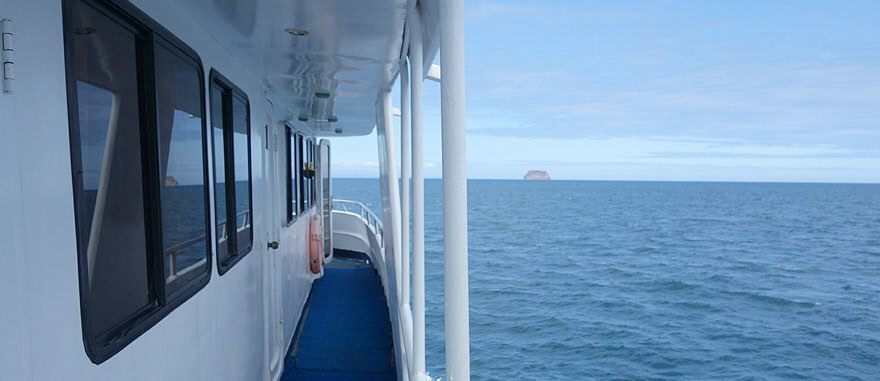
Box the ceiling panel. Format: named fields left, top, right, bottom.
left=175, top=0, right=411, bottom=136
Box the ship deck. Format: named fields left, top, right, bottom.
left=281, top=252, right=395, bottom=380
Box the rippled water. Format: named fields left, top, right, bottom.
left=332, top=179, right=880, bottom=380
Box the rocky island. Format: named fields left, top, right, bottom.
left=523, top=170, right=550, bottom=180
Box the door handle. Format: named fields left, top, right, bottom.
left=268, top=241, right=279, bottom=250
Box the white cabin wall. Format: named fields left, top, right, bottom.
left=0, top=0, right=318, bottom=379
left=0, top=2, right=33, bottom=379
left=1, top=1, right=82, bottom=380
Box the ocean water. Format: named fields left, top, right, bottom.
left=333, top=179, right=880, bottom=380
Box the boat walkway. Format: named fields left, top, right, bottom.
left=281, top=253, right=395, bottom=380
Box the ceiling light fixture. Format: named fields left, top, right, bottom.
left=285, top=28, right=309, bottom=36
left=335, top=128, right=343, bottom=134
left=298, top=115, right=308, bottom=122
left=327, top=116, right=338, bottom=123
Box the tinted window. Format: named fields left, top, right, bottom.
left=71, top=1, right=152, bottom=338
left=310, top=140, right=316, bottom=202
left=286, top=127, right=297, bottom=222
left=211, top=85, right=227, bottom=257
left=154, top=41, right=210, bottom=293
left=232, top=96, right=252, bottom=255
left=66, top=0, right=209, bottom=363
left=298, top=133, right=307, bottom=212
left=210, top=71, right=253, bottom=274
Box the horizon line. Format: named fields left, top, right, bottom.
left=333, top=177, right=880, bottom=185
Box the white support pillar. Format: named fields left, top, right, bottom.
left=439, top=0, right=470, bottom=379
left=380, top=89, right=403, bottom=306
left=409, top=10, right=426, bottom=381
left=400, top=58, right=411, bottom=307
left=379, top=88, right=408, bottom=381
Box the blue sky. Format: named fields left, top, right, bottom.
left=330, top=0, right=880, bottom=182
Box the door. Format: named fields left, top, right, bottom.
left=318, top=139, right=332, bottom=262
left=261, top=100, right=284, bottom=380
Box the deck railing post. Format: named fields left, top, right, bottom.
left=380, top=88, right=403, bottom=313
left=439, top=0, right=471, bottom=379
left=409, top=9, right=426, bottom=381
left=401, top=57, right=411, bottom=307
left=380, top=87, right=408, bottom=381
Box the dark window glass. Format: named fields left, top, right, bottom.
left=211, top=85, right=228, bottom=259
left=232, top=96, right=252, bottom=255
left=71, top=1, right=153, bottom=338
left=154, top=41, right=210, bottom=294
left=310, top=140, right=316, bottom=203
left=286, top=127, right=297, bottom=222
left=66, top=0, right=209, bottom=363
left=210, top=72, right=252, bottom=274
left=298, top=133, right=307, bottom=212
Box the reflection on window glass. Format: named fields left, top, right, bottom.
left=287, top=128, right=297, bottom=221
left=67, top=0, right=212, bottom=362
left=72, top=1, right=152, bottom=337
left=154, top=43, right=209, bottom=293
left=210, top=74, right=253, bottom=273
left=211, top=85, right=228, bottom=261
left=310, top=141, right=316, bottom=202
left=232, top=96, right=252, bottom=254
left=299, top=134, right=307, bottom=211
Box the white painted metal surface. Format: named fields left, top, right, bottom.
left=331, top=200, right=385, bottom=261
left=408, top=8, right=427, bottom=380
left=172, top=0, right=408, bottom=137
left=439, top=0, right=471, bottom=379
left=377, top=89, right=412, bottom=381
left=400, top=57, right=411, bottom=308
left=1, top=18, right=13, bottom=93
left=262, top=99, right=285, bottom=381
left=0, top=4, right=26, bottom=380
left=426, top=64, right=441, bottom=83
left=319, top=139, right=333, bottom=262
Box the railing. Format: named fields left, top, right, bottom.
left=166, top=235, right=207, bottom=283
left=166, top=210, right=251, bottom=282
left=332, top=199, right=383, bottom=248
left=219, top=210, right=251, bottom=240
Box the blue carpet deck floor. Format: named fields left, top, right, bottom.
left=281, top=256, right=395, bottom=380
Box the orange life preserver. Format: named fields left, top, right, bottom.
left=309, top=215, right=323, bottom=274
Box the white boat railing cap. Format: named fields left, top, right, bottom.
left=332, top=199, right=384, bottom=246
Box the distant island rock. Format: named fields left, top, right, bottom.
left=524, top=170, right=550, bottom=180
left=165, top=176, right=179, bottom=187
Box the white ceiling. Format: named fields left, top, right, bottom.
left=175, top=0, right=438, bottom=137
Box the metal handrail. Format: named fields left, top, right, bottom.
left=165, top=235, right=205, bottom=282
left=166, top=209, right=251, bottom=281
left=219, top=210, right=251, bottom=239
left=332, top=199, right=384, bottom=247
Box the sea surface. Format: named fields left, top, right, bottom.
left=332, top=179, right=880, bottom=380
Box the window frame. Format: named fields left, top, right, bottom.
left=285, top=125, right=299, bottom=224
left=310, top=139, right=317, bottom=204
left=297, top=132, right=307, bottom=213
left=62, top=0, right=211, bottom=364
left=209, top=69, right=254, bottom=275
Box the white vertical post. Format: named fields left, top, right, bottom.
left=400, top=58, right=411, bottom=307
left=408, top=10, right=427, bottom=381
left=380, top=88, right=408, bottom=380
left=439, top=0, right=470, bottom=379
left=409, top=10, right=426, bottom=380
left=381, top=90, right=403, bottom=306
